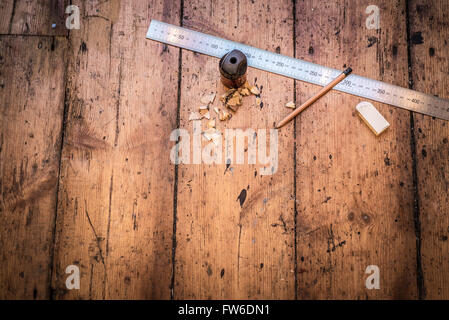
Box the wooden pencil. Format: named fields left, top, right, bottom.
left=275, top=67, right=352, bottom=129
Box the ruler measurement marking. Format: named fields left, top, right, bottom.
left=147, top=20, right=449, bottom=120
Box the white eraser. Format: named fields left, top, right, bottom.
left=356, top=101, right=390, bottom=136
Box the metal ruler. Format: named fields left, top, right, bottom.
left=146, top=20, right=449, bottom=121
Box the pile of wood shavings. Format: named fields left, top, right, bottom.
left=218, top=81, right=261, bottom=119
left=188, top=81, right=261, bottom=145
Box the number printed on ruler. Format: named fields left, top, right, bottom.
left=147, top=20, right=449, bottom=121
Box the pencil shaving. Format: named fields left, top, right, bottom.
left=201, top=93, right=216, bottom=104
left=250, top=86, right=260, bottom=95
left=285, top=101, right=295, bottom=109
left=189, top=112, right=202, bottom=121
left=202, top=111, right=211, bottom=120
left=219, top=110, right=232, bottom=121
left=207, top=119, right=216, bottom=129
left=203, top=128, right=221, bottom=145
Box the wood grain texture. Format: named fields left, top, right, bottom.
left=408, top=0, right=449, bottom=299
left=50, top=0, right=180, bottom=299
left=0, top=0, right=69, bottom=36
left=174, top=0, right=296, bottom=299
left=295, top=0, right=418, bottom=299
left=0, top=36, right=67, bottom=299
left=0, top=0, right=14, bottom=33
left=1, top=0, right=449, bottom=300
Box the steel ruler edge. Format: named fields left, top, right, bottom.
left=146, top=20, right=449, bottom=121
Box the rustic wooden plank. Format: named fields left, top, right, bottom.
left=0, top=0, right=14, bottom=33
left=0, top=0, right=69, bottom=36
left=295, top=0, right=418, bottom=299
left=0, top=35, right=67, bottom=299
left=174, top=0, right=296, bottom=299
left=51, top=0, right=180, bottom=299
left=408, top=0, right=449, bottom=299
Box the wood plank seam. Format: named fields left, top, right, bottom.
left=171, top=0, right=185, bottom=300
left=46, top=2, right=78, bottom=298
left=48, top=32, right=71, bottom=300
left=292, top=0, right=299, bottom=301
left=48, top=21, right=72, bottom=299
left=7, top=0, right=17, bottom=34
left=405, top=0, right=425, bottom=299
left=407, top=0, right=449, bottom=299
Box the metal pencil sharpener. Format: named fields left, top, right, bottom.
left=219, top=49, right=248, bottom=88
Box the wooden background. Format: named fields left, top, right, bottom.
left=0, top=0, right=448, bottom=299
